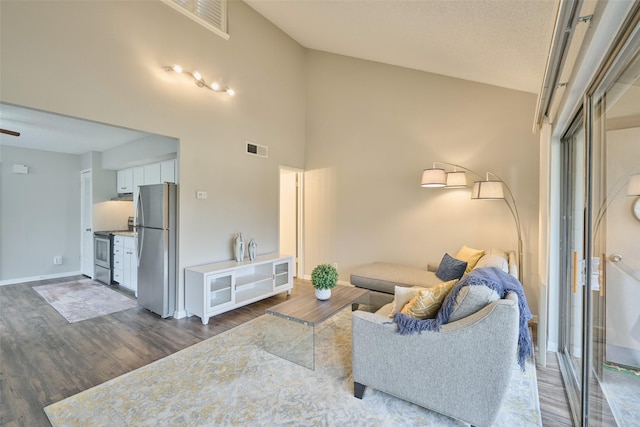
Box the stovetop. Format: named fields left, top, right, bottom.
left=94, top=229, right=135, bottom=237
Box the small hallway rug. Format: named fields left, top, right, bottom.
left=33, top=278, right=137, bottom=323
left=45, top=308, right=541, bottom=426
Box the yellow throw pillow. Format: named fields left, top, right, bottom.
left=455, top=245, right=486, bottom=274
left=389, top=286, right=427, bottom=318
left=401, top=279, right=457, bottom=319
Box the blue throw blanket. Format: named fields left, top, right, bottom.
left=394, top=267, right=532, bottom=371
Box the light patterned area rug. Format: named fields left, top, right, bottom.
left=45, top=309, right=542, bottom=426
left=33, top=278, right=137, bottom=323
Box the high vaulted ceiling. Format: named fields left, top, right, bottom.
left=244, top=0, right=560, bottom=94
left=1, top=1, right=560, bottom=156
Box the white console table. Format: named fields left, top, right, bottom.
left=185, top=253, right=293, bottom=324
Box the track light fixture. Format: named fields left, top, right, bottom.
left=164, top=64, right=235, bottom=96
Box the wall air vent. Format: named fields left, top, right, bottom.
left=246, top=141, right=268, bottom=159
left=161, top=0, right=229, bottom=40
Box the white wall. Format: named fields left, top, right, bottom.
left=304, top=50, right=541, bottom=313
left=0, top=1, right=307, bottom=312
left=0, top=146, right=81, bottom=280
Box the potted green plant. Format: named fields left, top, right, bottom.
left=311, top=263, right=338, bottom=300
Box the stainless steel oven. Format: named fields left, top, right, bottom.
left=94, top=231, right=113, bottom=284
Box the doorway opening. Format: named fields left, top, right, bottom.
left=279, top=167, right=304, bottom=278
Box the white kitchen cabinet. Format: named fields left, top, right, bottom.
left=116, top=169, right=133, bottom=193
left=185, top=254, right=293, bottom=325
left=113, top=235, right=137, bottom=295
left=132, top=166, right=144, bottom=204
left=143, top=163, right=161, bottom=185
left=112, top=236, right=125, bottom=284
left=118, top=160, right=176, bottom=200
left=160, top=159, right=176, bottom=183
left=123, top=237, right=137, bottom=294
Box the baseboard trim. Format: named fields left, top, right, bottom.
left=0, top=271, right=83, bottom=286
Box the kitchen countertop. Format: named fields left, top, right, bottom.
left=112, top=231, right=135, bottom=237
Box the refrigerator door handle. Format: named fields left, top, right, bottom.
left=136, top=190, right=144, bottom=268
left=137, top=227, right=144, bottom=267
left=136, top=189, right=144, bottom=228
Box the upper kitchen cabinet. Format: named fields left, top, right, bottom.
left=141, top=159, right=177, bottom=185
left=133, top=166, right=144, bottom=204
left=133, top=167, right=144, bottom=188
left=116, top=159, right=178, bottom=194
left=116, top=169, right=133, bottom=193
left=143, top=163, right=161, bottom=185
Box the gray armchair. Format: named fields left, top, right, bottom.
left=352, top=292, right=520, bottom=427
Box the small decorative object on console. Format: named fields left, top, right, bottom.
left=311, top=263, right=338, bottom=300
left=234, top=233, right=245, bottom=262
left=248, top=239, right=257, bottom=261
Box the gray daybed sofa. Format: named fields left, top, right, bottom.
left=350, top=248, right=517, bottom=308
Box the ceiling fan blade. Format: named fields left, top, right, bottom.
left=0, top=128, right=21, bottom=137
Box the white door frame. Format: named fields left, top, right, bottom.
left=279, top=166, right=304, bottom=278
left=80, top=169, right=94, bottom=277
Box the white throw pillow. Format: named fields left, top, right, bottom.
left=474, top=254, right=509, bottom=273
left=388, top=286, right=426, bottom=318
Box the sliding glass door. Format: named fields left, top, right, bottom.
left=559, top=118, right=587, bottom=420
left=586, top=33, right=640, bottom=425
left=559, top=16, right=640, bottom=426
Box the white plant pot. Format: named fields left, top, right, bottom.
left=315, top=288, right=331, bottom=300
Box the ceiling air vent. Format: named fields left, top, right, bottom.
left=161, top=0, right=229, bottom=40
left=246, top=141, right=268, bottom=159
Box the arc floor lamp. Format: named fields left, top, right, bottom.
left=421, top=161, right=523, bottom=284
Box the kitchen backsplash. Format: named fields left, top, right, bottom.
left=93, top=200, right=134, bottom=231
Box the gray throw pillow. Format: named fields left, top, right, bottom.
left=435, top=253, right=467, bottom=281
left=449, top=285, right=500, bottom=322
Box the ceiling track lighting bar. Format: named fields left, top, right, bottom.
left=164, top=65, right=235, bottom=96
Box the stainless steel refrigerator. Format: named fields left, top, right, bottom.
left=136, top=183, right=177, bottom=318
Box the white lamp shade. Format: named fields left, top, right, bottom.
left=446, top=171, right=467, bottom=188
left=471, top=180, right=504, bottom=199
left=421, top=168, right=446, bottom=187
left=627, top=174, right=640, bottom=196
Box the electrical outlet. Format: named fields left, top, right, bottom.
left=333, top=262, right=338, bottom=270
left=196, top=191, right=207, bottom=199
left=53, top=256, right=62, bottom=265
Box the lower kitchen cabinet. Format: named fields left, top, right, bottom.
left=185, top=253, right=293, bottom=325
left=113, top=235, right=138, bottom=295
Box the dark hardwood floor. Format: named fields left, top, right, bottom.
left=2, top=276, right=574, bottom=426
left=536, top=351, right=574, bottom=426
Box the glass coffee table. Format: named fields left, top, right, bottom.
left=264, top=285, right=369, bottom=370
